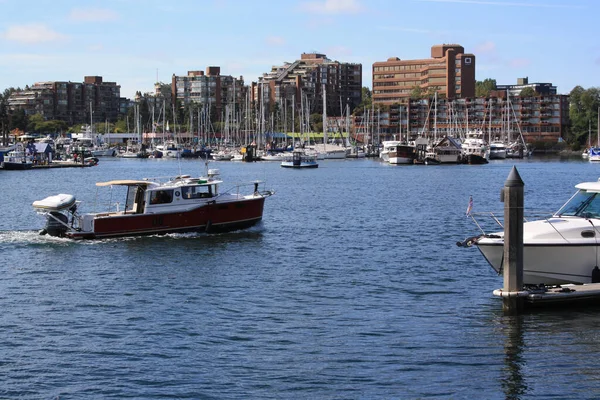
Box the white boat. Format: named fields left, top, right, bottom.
left=590, top=148, right=600, bottom=162
left=32, top=193, right=76, bottom=211
left=2, top=142, right=33, bottom=170
left=92, top=145, right=117, bottom=157
left=379, top=141, right=415, bottom=164
left=281, top=150, right=318, bottom=168
left=261, top=152, right=290, bottom=161
left=488, top=141, right=507, bottom=160
left=211, top=151, right=234, bottom=161
left=465, top=178, right=600, bottom=285
left=461, top=129, right=489, bottom=164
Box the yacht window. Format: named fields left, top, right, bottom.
left=556, top=191, right=600, bottom=217
left=150, top=189, right=174, bottom=204
left=181, top=185, right=212, bottom=199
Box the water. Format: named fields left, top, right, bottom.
left=2, top=156, right=600, bottom=399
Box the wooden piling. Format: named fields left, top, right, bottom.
left=502, top=166, right=525, bottom=312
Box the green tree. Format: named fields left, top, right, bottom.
left=27, top=113, right=45, bottom=132
left=519, top=87, right=536, bottom=97
left=410, top=85, right=424, bottom=99
left=569, top=86, right=600, bottom=145
left=476, top=78, right=497, bottom=97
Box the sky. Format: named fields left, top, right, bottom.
left=0, top=0, right=597, bottom=99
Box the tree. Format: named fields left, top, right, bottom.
left=569, top=86, right=600, bottom=145
left=519, top=87, right=536, bottom=97
left=410, top=85, right=424, bottom=99
left=476, top=78, right=497, bottom=97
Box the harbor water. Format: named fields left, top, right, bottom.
left=2, top=156, right=600, bottom=399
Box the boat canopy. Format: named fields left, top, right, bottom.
left=96, top=180, right=157, bottom=187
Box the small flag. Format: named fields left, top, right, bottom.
left=466, top=195, right=473, bottom=216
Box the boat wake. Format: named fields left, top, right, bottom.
left=0, top=230, right=73, bottom=245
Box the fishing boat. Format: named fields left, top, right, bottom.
left=280, top=150, right=318, bottom=168
left=33, top=168, right=274, bottom=239
left=2, top=142, right=33, bottom=170
left=460, top=178, right=600, bottom=285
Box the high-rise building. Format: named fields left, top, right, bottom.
left=7, top=76, right=121, bottom=125
left=171, top=67, right=246, bottom=120
left=258, top=53, right=362, bottom=117
left=372, top=44, right=475, bottom=105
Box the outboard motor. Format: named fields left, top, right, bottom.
left=42, top=211, right=69, bottom=237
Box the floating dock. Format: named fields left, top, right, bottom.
left=491, top=166, right=600, bottom=311
left=494, top=284, right=600, bottom=307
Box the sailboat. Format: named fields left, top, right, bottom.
left=311, top=84, right=346, bottom=159
left=589, top=110, right=600, bottom=162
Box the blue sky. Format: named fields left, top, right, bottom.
left=0, top=0, right=596, bottom=99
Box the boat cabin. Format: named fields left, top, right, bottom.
left=97, top=175, right=221, bottom=216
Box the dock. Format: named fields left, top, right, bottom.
left=494, top=284, right=600, bottom=307
left=493, top=166, right=600, bottom=311
left=32, top=162, right=95, bottom=169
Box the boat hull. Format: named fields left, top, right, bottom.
left=68, top=197, right=267, bottom=239
left=476, top=239, right=597, bottom=285
left=3, top=161, right=33, bottom=170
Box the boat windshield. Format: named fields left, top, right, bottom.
left=556, top=190, right=600, bottom=218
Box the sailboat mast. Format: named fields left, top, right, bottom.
left=322, top=83, right=327, bottom=147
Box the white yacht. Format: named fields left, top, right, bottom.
left=488, top=141, right=507, bottom=160
left=379, top=141, right=415, bottom=164
left=465, top=178, right=600, bottom=285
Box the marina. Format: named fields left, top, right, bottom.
left=3, top=156, right=600, bottom=398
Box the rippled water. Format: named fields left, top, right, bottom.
left=2, top=156, right=600, bottom=399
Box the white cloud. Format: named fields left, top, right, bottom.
left=68, top=7, right=120, bottom=22
left=266, top=36, right=285, bottom=46
left=474, top=41, right=496, bottom=54
left=1, top=24, right=68, bottom=44
left=509, top=58, right=531, bottom=68
left=417, top=0, right=583, bottom=9
left=299, top=0, right=363, bottom=14
left=326, top=46, right=353, bottom=57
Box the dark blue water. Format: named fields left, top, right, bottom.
left=2, top=156, right=600, bottom=399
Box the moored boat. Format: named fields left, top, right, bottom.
left=461, top=178, right=600, bottom=285
left=33, top=168, right=274, bottom=239
left=280, top=150, right=318, bottom=168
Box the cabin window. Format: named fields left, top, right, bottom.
left=556, top=191, right=600, bottom=218
left=150, top=189, right=174, bottom=204
left=181, top=185, right=212, bottom=199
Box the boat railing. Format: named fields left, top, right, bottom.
left=469, top=210, right=554, bottom=235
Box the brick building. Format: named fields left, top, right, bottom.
left=372, top=44, right=475, bottom=104
left=258, top=52, right=362, bottom=117
left=7, top=76, right=121, bottom=124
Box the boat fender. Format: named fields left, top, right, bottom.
left=492, top=289, right=530, bottom=298
left=205, top=220, right=212, bottom=233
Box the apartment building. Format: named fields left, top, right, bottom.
left=372, top=44, right=475, bottom=104
left=7, top=76, right=121, bottom=124
left=258, top=52, right=362, bottom=117
left=366, top=93, right=568, bottom=144
left=171, top=67, right=246, bottom=120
